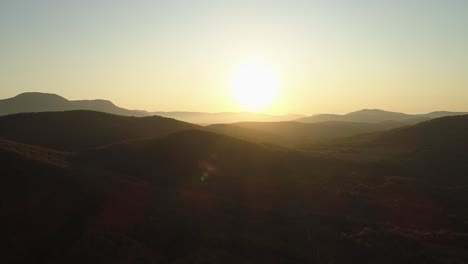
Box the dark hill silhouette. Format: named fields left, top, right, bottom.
left=325, top=114, right=468, bottom=151
left=346, top=109, right=414, bottom=122
left=152, top=111, right=305, bottom=124
left=0, top=110, right=407, bottom=152
left=0, top=110, right=199, bottom=151
left=369, top=114, right=468, bottom=148
left=0, top=138, right=90, bottom=264
left=0, top=92, right=148, bottom=117
left=70, top=129, right=468, bottom=262
left=80, top=129, right=297, bottom=175
left=0, top=92, right=304, bottom=124
left=297, top=108, right=466, bottom=124
left=424, top=111, right=468, bottom=119
left=207, top=123, right=285, bottom=146
left=0, top=131, right=356, bottom=263
left=208, top=120, right=405, bottom=148
left=3, top=92, right=466, bottom=125
left=2, top=124, right=468, bottom=262
left=0, top=137, right=69, bottom=167
left=312, top=115, right=468, bottom=186
left=78, top=129, right=301, bottom=191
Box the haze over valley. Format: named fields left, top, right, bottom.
left=2, top=92, right=468, bottom=263
left=1, top=1, right=468, bottom=263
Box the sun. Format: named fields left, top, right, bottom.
left=230, top=61, right=279, bottom=111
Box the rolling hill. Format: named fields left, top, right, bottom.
left=152, top=111, right=305, bottom=124
left=321, top=114, right=468, bottom=152
left=208, top=120, right=405, bottom=148
left=3, top=92, right=466, bottom=126
left=311, top=114, right=468, bottom=185
left=0, top=92, right=304, bottom=124
left=2, top=122, right=468, bottom=262
left=0, top=110, right=407, bottom=152
left=56, top=126, right=468, bottom=262
left=0, top=92, right=148, bottom=117
left=2, top=111, right=468, bottom=263
left=0, top=110, right=199, bottom=151
left=0, top=138, right=87, bottom=264
left=297, top=109, right=466, bottom=124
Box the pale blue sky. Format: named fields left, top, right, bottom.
left=1, top=0, right=467, bottom=114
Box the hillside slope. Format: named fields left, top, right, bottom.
left=0, top=92, right=304, bottom=123
left=312, top=115, right=468, bottom=185
left=208, top=120, right=404, bottom=148
left=298, top=109, right=466, bottom=124
left=0, top=92, right=147, bottom=117
left=153, top=111, right=305, bottom=124
left=325, top=114, right=468, bottom=151
left=0, top=110, right=199, bottom=151
left=2, top=127, right=468, bottom=263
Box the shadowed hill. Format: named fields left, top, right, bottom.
left=0, top=131, right=359, bottom=263
left=325, top=114, right=468, bottom=150
left=298, top=109, right=415, bottom=123
left=0, top=92, right=305, bottom=124
left=312, top=115, right=468, bottom=185
left=80, top=129, right=298, bottom=177
left=424, top=111, right=468, bottom=119
left=206, top=123, right=289, bottom=146
left=208, top=120, right=405, bottom=148
left=1, top=111, right=468, bottom=263
left=0, top=139, right=91, bottom=264
left=78, top=129, right=309, bottom=190
left=0, top=110, right=407, bottom=153
left=2, top=126, right=468, bottom=262
left=0, top=137, right=69, bottom=167
left=152, top=111, right=305, bottom=124
left=297, top=109, right=466, bottom=124
left=0, top=92, right=148, bottom=117
left=345, top=109, right=415, bottom=123
left=73, top=129, right=468, bottom=262
left=0, top=110, right=199, bottom=151
left=375, top=114, right=468, bottom=149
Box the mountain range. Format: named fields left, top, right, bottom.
left=207, top=120, right=405, bottom=147
left=152, top=111, right=305, bottom=124
left=2, top=91, right=468, bottom=262
left=0, top=92, right=303, bottom=124
left=0, top=92, right=148, bottom=117
left=0, top=110, right=198, bottom=151
left=2, top=111, right=468, bottom=263
left=2, top=92, right=466, bottom=124
left=298, top=108, right=467, bottom=123
left=0, top=111, right=423, bottom=150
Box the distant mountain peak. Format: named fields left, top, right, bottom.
left=16, top=92, right=59, bottom=96
left=1, top=92, right=304, bottom=123
left=296, top=109, right=445, bottom=124
left=355, top=108, right=383, bottom=112
left=347, top=109, right=403, bottom=115
left=14, top=92, right=68, bottom=101
left=0, top=92, right=148, bottom=117
left=74, top=99, right=117, bottom=107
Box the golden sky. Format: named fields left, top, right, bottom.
left=1, top=1, right=467, bottom=114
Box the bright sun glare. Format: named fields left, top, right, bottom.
left=230, top=61, right=279, bottom=111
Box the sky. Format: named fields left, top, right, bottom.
left=0, top=0, right=467, bottom=114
